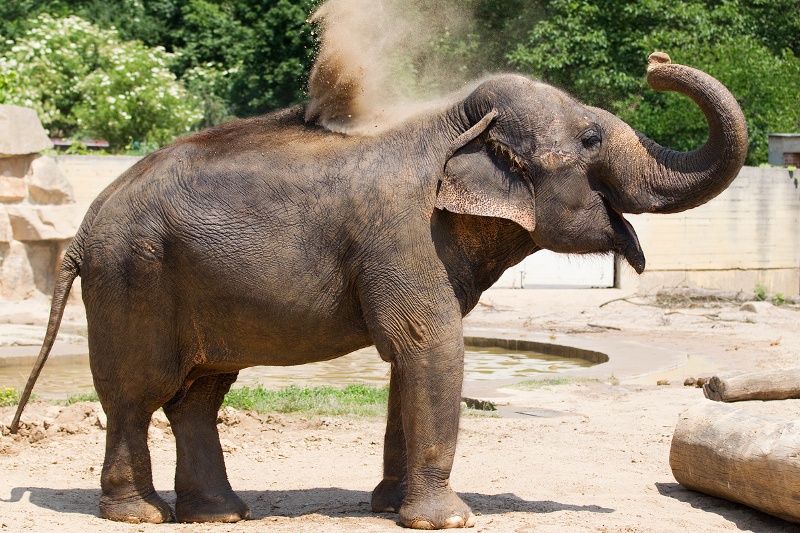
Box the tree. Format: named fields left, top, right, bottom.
left=0, top=14, right=202, bottom=150
left=228, top=0, right=319, bottom=116
left=508, top=0, right=800, bottom=164
left=617, top=37, right=800, bottom=164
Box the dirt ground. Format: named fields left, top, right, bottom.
left=1, top=287, right=799, bottom=532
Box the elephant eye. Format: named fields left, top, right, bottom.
left=580, top=128, right=602, bottom=149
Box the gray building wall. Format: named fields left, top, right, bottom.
left=768, top=134, right=800, bottom=167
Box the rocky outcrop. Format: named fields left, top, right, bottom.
left=0, top=105, right=78, bottom=300
left=0, top=105, right=53, bottom=156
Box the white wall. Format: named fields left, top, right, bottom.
left=621, top=166, right=800, bottom=295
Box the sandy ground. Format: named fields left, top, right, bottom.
left=1, top=287, right=800, bottom=532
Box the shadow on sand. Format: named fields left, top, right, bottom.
left=656, top=482, right=796, bottom=532
left=3, top=486, right=612, bottom=522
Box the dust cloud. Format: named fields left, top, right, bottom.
left=305, top=0, right=487, bottom=134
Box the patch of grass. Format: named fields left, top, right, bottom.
left=461, top=406, right=501, bottom=418
left=63, top=390, right=99, bottom=405
left=0, top=387, right=21, bottom=407
left=754, top=284, right=769, bottom=302
left=222, top=383, right=389, bottom=418
left=507, top=377, right=599, bottom=391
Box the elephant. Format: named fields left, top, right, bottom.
left=11, top=52, right=747, bottom=529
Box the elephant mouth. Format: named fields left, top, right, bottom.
left=604, top=198, right=645, bottom=274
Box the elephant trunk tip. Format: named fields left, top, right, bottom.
left=647, top=52, right=671, bottom=71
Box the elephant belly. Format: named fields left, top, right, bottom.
left=175, top=281, right=374, bottom=370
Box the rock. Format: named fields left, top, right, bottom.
left=6, top=205, right=79, bottom=241
left=27, top=155, right=75, bottom=205
left=657, top=380, right=670, bottom=386
left=96, top=411, right=107, bottom=430
left=0, top=207, right=12, bottom=242
left=220, top=438, right=239, bottom=453
left=0, top=105, right=53, bottom=156
left=685, top=377, right=709, bottom=388
left=217, top=406, right=241, bottom=426
left=62, top=423, right=81, bottom=435
left=56, top=404, right=91, bottom=425
left=0, top=154, right=29, bottom=202
left=0, top=239, right=75, bottom=299
left=461, top=397, right=497, bottom=411
left=0, top=154, right=32, bottom=178
left=0, top=241, right=36, bottom=299
left=656, top=287, right=753, bottom=305
left=24, top=241, right=60, bottom=293
left=148, top=426, right=164, bottom=441
left=150, top=410, right=170, bottom=429
left=28, top=427, right=47, bottom=443
left=739, top=301, right=775, bottom=314
left=0, top=176, right=27, bottom=202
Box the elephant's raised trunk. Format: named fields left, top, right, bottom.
left=604, top=52, right=748, bottom=214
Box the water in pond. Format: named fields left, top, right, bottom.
left=0, top=345, right=593, bottom=399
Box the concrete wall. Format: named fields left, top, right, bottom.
left=57, top=157, right=800, bottom=296
left=55, top=155, right=142, bottom=216
left=620, top=166, right=800, bottom=295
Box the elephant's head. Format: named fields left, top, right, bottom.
left=435, top=52, right=748, bottom=273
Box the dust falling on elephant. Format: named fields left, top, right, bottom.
left=10, top=51, right=747, bottom=529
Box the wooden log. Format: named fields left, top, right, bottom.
left=703, top=367, right=800, bottom=402
left=670, top=402, right=800, bottom=523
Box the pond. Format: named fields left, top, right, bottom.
left=0, top=338, right=602, bottom=399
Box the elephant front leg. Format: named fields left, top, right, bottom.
left=163, top=372, right=251, bottom=523
left=372, top=364, right=408, bottom=513
left=360, top=252, right=475, bottom=529
left=395, top=346, right=476, bottom=529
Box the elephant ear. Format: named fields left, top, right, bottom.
left=435, top=111, right=536, bottom=232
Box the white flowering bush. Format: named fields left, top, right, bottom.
left=181, top=62, right=239, bottom=129
left=0, top=68, right=15, bottom=102
left=0, top=14, right=202, bottom=151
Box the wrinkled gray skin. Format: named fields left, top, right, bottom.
left=12, top=54, right=747, bottom=528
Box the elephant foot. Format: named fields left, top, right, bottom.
left=175, top=489, right=251, bottom=523
left=399, top=489, right=476, bottom=529
left=100, top=492, right=175, bottom=524
left=371, top=477, right=407, bottom=513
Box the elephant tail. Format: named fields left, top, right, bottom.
left=9, top=152, right=155, bottom=432
left=9, top=231, right=83, bottom=433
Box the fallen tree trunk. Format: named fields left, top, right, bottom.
left=703, top=368, right=800, bottom=402
left=670, top=402, right=800, bottom=523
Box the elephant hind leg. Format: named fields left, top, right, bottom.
left=371, top=363, right=407, bottom=513
left=163, top=372, right=251, bottom=523
left=99, top=404, right=174, bottom=523
left=93, top=332, right=178, bottom=523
